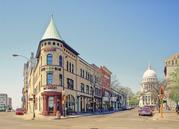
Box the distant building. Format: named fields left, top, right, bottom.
left=0, top=94, right=7, bottom=111
left=22, top=16, right=127, bottom=116
left=7, top=97, right=12, bottom=110
left=0, top=94, right=12, bottom=111
left=139, top=65, right=159, bottom=107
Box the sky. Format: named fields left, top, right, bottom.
left=0, top=0, right=179, bottom=109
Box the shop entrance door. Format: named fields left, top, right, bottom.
left=48, top=96, right=54, bottom=114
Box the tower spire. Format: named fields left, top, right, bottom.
left=41, top=16, right=62, bottom=40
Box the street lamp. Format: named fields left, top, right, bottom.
left=12, top=53, right=36, bottom=120
left=12, top=54, right=30, bottom=60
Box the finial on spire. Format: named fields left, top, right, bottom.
left=51, top=14, right=53, bottom=19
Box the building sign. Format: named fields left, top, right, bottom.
left=43, top=48, right=56, bottom=52
left=45, top=85, right=57, bottom=90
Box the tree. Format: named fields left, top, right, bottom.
left=128, top=94, right=139, bottom=106
left=170, top=89, right=179, bottom=104
left=111, top=75, right=134, bottom=98
left=168, top=65, right=179, bottom=104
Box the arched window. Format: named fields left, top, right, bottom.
left=59, top=55, right=63, bottom=67
left=47, top=54, right=53, bottom=65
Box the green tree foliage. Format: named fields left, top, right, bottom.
left=170, top=90, right=179, bottom=104
left=129, top=96, right=139, bottom=106
left=169, top=65, right=179, bottom=104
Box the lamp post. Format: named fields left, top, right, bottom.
left=62, top=90, right=66, bottom=117
left=12, top=53, right=36, bottom=120
left=62, top=55, right=67, bottom=117
left=32, top=93, right=36, bottom=120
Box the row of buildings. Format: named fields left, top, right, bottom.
left=22, top=17, right=127, bottom=116
left=0, top=93, right=12, bottom=111
left=139, top=53, right=179, bottom=108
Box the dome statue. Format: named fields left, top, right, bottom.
left=143, top=64, right=157, bottom=79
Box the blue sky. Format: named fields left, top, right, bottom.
left=0, top=0, right=179, bottom=108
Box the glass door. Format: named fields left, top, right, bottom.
left=48, top=97, right=54, bottom=114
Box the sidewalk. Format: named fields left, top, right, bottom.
left=14, top=110, right=121, bottom=121
left=152, top=110, right=179, bottom=121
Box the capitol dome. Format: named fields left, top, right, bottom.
left=143, top=65, right=157, bottom=79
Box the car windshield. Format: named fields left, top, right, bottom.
left=16, top=108, right=23, bottom=111
left=143, top=107, right=150, bottom=110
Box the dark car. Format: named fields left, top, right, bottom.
left=138, top=106, right=153, bottom=116
left=15, top=108, right=24, bottom=115
left=144, top=105, right=155, bottom=111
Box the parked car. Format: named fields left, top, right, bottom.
left=144, top=105, right=155, bottom=111
left=121, top=106, right=128, bottom=110
left=15, top=108, right=24, bottom=115
left=138, top=106, right=153, bottom=116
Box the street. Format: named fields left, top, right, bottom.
left=0, top=109, right=179, bottom=129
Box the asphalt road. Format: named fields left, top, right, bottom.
left=0, top=109, right=178, bottom=129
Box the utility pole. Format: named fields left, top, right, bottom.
left=160, top=85, right=164, bottom=118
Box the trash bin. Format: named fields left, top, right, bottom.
left=56, top=111, right=61, bottom=119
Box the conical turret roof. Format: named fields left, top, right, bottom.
left=41, top=16, right=62, bottom=40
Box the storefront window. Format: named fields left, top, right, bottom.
left=66, top=95, right=75, bottom=115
